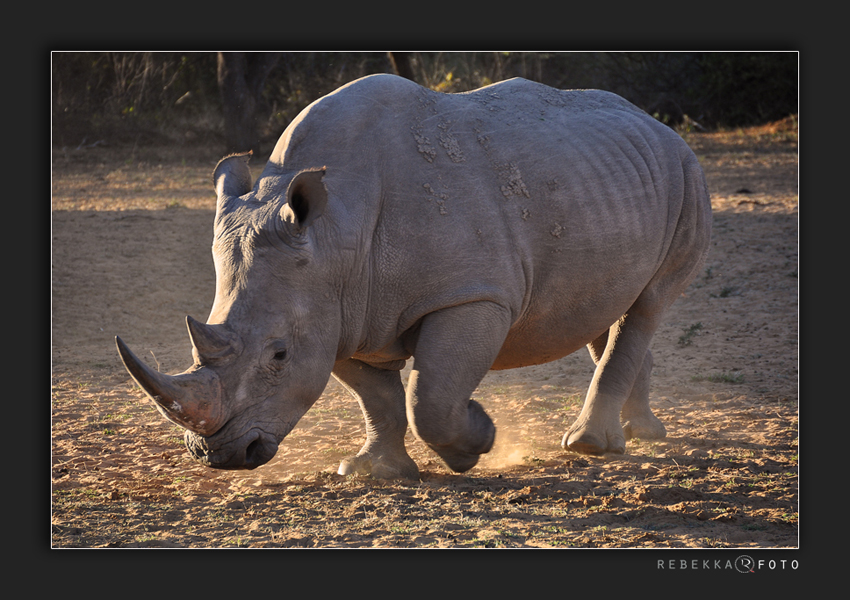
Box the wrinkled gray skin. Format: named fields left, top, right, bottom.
left=117, top=74, right=711, bottom=480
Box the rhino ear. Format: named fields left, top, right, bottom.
left=213, top=151, right=253, bottom=208
left=281, top=167, right=327, bottom=231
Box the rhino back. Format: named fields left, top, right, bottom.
left=263, top=75, right=706, bottom=363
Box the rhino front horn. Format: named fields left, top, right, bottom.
left=115, top=336, right=225, bottom=436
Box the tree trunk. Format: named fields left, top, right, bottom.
left=388, top=52, right=416, bottom=81
left=217, top=52, right=281, bottom=155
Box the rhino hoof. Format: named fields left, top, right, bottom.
left=437, top=449, right=484, bottom=473
left=433, top=404, right=497, bottom=473
left=338, top=453, right=419, bottom=481
left=562, top=430, right=625, bottom=456
left=622, top=416, right=667, bottom=441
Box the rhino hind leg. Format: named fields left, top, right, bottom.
left=566, top=167, right=710, bottom=455
left=563, top=309, right=663, bottom=455
left=620, top=349, right=667, bottom=441
left=406, top=302, right=510, bottom=473
left=332, top=359, right=419, bottom=480
left=585, top=331, right=667, bottom=444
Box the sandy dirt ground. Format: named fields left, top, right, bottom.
left=51, top=117, right=798, bottom=549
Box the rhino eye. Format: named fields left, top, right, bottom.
left=266, top=340, right=289, bottom=367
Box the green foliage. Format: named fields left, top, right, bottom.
left=678, top=322, right=703, bottom=346
left=692, top=371, right=746, bottom=384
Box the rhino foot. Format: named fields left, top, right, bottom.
left=562, top=414, right=666, bottom=455
left=433, top=445, right=488, bottom=473
left=338, top=452, right=420, bottom=481
left=428, top=400, right=496, bottom=473
left=562, top=423, right=626, bottom=456
left=622, top=414, right=667, bottom=441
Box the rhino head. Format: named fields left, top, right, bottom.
left=116, top=152, right=340, bottom=469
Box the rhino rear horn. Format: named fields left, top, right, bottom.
left=115, top=336, right=225, bottom=436
left=186, top=316, right=239, bottom=362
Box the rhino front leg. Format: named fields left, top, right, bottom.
left=332, top=358, right=419, bottom=480
left=406, top=302, right=511, bottom=473
left=564, top=309, right=662, bottom=455
left=586, top=331, right=666, bottom=442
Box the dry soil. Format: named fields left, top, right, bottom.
left=51, top=118, right=798, bottom=549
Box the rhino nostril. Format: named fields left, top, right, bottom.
left=243, top=435, right=275, bottom=468
left=245, top=438, right=261, bottom=458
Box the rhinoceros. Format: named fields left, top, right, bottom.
left=116, top=73, right=711, bottom=480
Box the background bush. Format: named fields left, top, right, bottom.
left=52, top=51, right=798, bottom=152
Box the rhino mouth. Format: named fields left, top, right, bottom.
left=184, top=427, right=279, bottom=470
